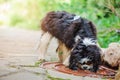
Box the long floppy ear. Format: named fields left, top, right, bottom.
left=93, top=59, right=101, bottom=72
left=93, top=49, right=101, bottom=72
left=68, top=42, right=85, bottom=70
left=69, top=52, right=79, bottom=70
left=88, top=21, right=97, bottom=38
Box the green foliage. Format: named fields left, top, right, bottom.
left=34, top=60, right=46, bottom=67
left=98, top=29, right=120, bottom=47
left=0, top=0, right=120, bottom=47
left=9, top=14, right=25, bottom=26
left=0, top=0, right=9, bottom=4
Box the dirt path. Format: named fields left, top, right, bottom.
left=0, top=27, right=40, bottom=55
left=0, top=27, right=48, bottom=80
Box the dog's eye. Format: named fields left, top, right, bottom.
left=78, top=61, right=85, bottom=65
left=86, top=61, right=92, bottom=65
left=80, top=62, right=85, bottom=65
left=88, top=57, right=93, bottom=60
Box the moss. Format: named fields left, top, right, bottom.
left=59, top=51, right=63, bottom=55
left=47, top=74, right=70, bottom=80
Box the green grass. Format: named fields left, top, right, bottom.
left=47, top=74, right=70, bottom=80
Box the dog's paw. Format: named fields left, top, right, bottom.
left=69, top=66, right=79, bottom=70
left=39, top=59, right=46, bottom=63
left=38, top=55, right=45, bottom=61
left=71, top=67, right=79, bottom=70
left=63, top=55, right=70, bottom=66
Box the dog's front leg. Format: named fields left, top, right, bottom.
left=37, top=32, right=52, bottom=61
left=56, top=41, right=71, bottom=64
left=63, top=55, right=70, bottom=66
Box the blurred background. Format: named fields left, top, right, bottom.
left=0, top=0, right=120, bottom=48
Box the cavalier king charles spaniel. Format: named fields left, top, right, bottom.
left=38, top=11, right=102, bottom=72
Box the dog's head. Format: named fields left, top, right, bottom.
left=69, top=38, right=101, bottom=72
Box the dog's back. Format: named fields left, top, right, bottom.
left=41, top=11, right=97, bottom=48
left=41, top=11, right=75, bottom=36
left=41, top=11, right=76, bottom=48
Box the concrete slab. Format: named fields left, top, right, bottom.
left=0, top=71, right=47, bottom=80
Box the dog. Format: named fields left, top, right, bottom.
left=38, top=11, right=101, bottom=72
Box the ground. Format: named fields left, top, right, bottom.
left=0, top=27, right=103, bottom=80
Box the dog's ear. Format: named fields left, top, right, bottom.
left=88, top=21, right=97, bottom=38
left=69, top=42, right=85, bottom=70
left=93, top=52, right=101, bottom=72
left=69, top=52, right=79, bottom=70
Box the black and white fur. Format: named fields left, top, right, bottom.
left=38, top=11, right=101, bottom=72
left=69, top=38, right=101, bottom=72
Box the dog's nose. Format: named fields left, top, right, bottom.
left=83, top=66, right=87, bottom=70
